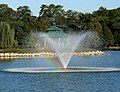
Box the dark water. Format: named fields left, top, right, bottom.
left=0, top=51, right=120, bottom=92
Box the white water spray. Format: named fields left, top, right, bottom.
left=39, top=32, right=90, bottom=68
left=24, top=31, right=101, bottom=69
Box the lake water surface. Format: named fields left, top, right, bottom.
left=0, top=51, right=120, bottom=92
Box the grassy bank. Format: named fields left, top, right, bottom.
left=0, top=48, right=52, bottom=53
left=0, top=48, right=101, bottom=53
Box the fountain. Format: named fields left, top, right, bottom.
left=1, top=31, right=120, bottom=73
left=40, top=32, right=91, bottom=68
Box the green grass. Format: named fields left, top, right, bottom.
left=0, top=48, right=52, bottom=53
left=0, top=48, right=99, bottom=53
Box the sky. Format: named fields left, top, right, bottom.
left=0, top=0, right=120, bottom=16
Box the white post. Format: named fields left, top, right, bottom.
left=68, top=37, right=70, bottom=45
left=59, top=38, right=61, bottom=48
left=44, top=38, right=46, bottom=47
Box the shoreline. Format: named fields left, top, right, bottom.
left=0, top=50, right=106, bottom=59
left=104, top=46, right=120, bottom=50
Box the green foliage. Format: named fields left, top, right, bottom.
left=86, top=22, right=94, bottom=31
left=0, top=4, right=17, bottom=20
left=93, top=6, right=109, bottom=17
left=39, top=4, right=64, bottom=18
left=0, top=3, right=120, bottom=47
left=0, top=21, right=15, bottom=48
left=13, top=21, right=32, bottom=47
left=37, top=17, right=49, bottom=32
left=103, top=26, right=114, bottom=45
left=94, top=22, right=102, bottom=32
left=17, top=6, right=32, bottom=20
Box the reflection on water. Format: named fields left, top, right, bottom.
left=0, top=51, right=120, bottom=92
left=0, top=70, right=120, bottom=92
left=0, top=51, right=120, bottom=69
left=0, top=57, right=64, bottom=69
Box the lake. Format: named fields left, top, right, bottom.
left=0, top=51, right=120, bottom=92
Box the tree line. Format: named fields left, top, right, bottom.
left=0, top=4, right=120, bottom=48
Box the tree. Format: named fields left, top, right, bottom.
left=93, top=6, right=109, bottom=17
left=111, top=22, right=120, bottom=45
left=36, top=16, right=49, bottom=32
left=17, top=6, right=32, bottom=20
left=109, top=8, right=120, bottom=19
left=23, top=15, right=37, bottom=30
left=0, top=4, right=17, bottom=21
left=94, top=22, right=102, bottom=32
left=38, top=4, right=66, bottom=31
left=39, top=4, right=64, bottom=18
left=103, top=26, right=114, bottom=45
left=0, top=21, right=15, bottom=48
left=86, top=22, right=94, bottom=31
left=13, top=21, right=32, bottom=47
left=0, top=3, right=120, bottom=47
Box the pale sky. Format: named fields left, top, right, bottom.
left=0, top=0, right=120, bottom=16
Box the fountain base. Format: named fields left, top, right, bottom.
left=1, top=67, right=120, bottom=73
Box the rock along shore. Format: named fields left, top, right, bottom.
left=0, top=50, right=106, bottom=59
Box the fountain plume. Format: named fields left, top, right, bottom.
left=40, top=32, right=90, bottom=68
left=24, top=31, right=102, bottom=69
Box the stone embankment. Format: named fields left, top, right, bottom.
left=0, top=50, right=106, bottom=59
left=74, top=50, right=105, bottom=56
